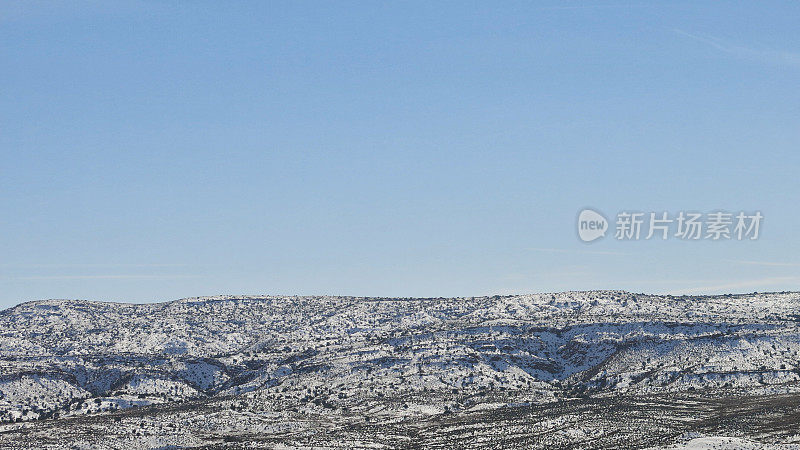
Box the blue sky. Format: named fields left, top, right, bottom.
left=2, top=1, right=799, bottom=307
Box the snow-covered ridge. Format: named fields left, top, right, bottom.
left=1, top=291, right=800, bottom=448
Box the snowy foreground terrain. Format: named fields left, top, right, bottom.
left=2, top=291, right=800, bottom=448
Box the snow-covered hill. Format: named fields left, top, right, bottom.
left=2, top=291, right=800, bottom=448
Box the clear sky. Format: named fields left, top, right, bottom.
left=2, top=1, right=799, bottom=308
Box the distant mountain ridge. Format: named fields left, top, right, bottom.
left=2, top=291, right=800, bottom=448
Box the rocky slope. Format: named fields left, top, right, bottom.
left=1, top=291, right=800, bottom=448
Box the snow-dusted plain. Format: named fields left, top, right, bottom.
left=2, top=291, right=800, bottom=448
